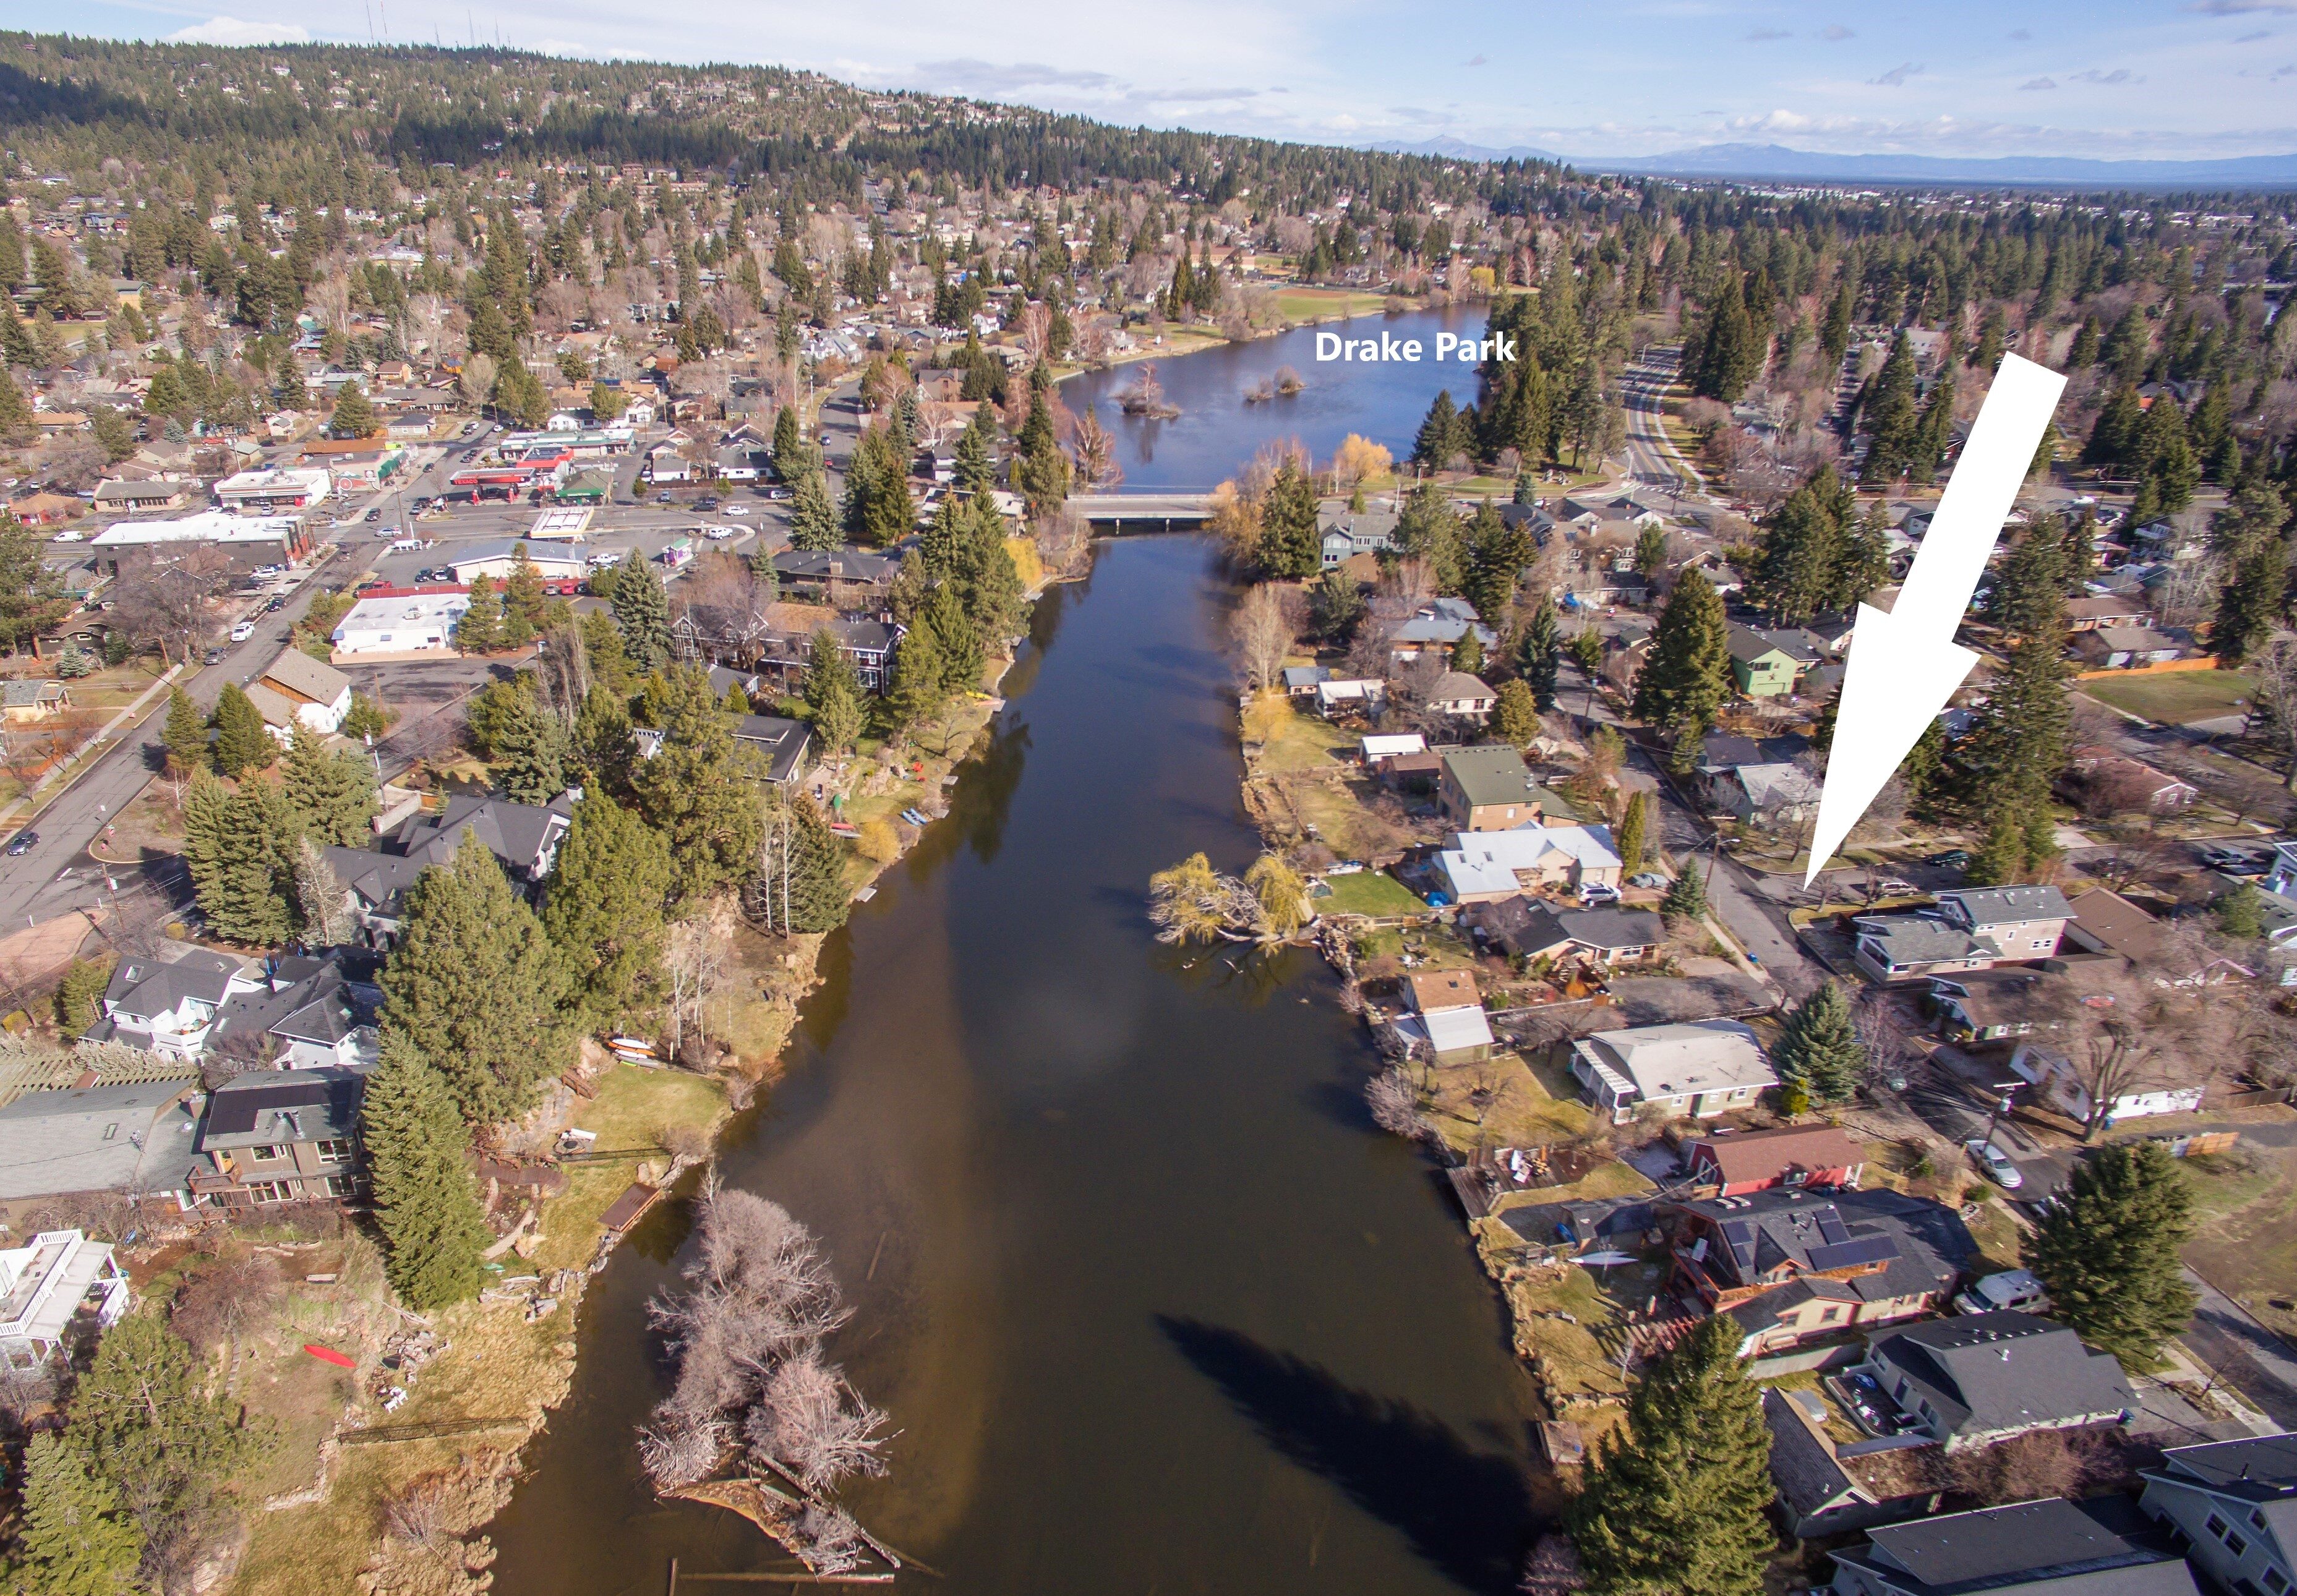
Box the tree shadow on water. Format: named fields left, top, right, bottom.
left=1156, top=1315, right=1530, bottom=1594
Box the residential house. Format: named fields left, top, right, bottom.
left=1715, top=762, right=1823, bottom=826
left=1854, top=918, right=1999, bottom=984
left=205, top=956, right=381, bottom=1072
left=2062, top=888, right=2173, bottom=968
left=2076, top=626, right=2186, bottom=669
left=1468, top=900, right=1663, bottom=966
left=2059, top=748, right=2197, bottom=816
left=1855, top=1312, right=2135, bottom=1452
left=6, top=493, right=80, bottom=529
left=1568, top=1018, right=1779, bottom=1123
left=0, top=1081, right=203, bottom=1210
left=1438, top=822, right=1622, bottom=904
left=2066, top=593, right=2157, bottom=633
left=2141, top=1436, right=2297, bottom=1596
left=1396, top=969, right=1495, bottom=1064
left=1440, top=746, right=1576, bottom=832
left=1428, top=672, right=1498, bottom=722
left=322, top=794, right=574, bottom=948
left=0, top=1230, right=131, bottom=1368
left=731, top=715, right=813, bottom=785
left=1314, top=677, right=1388, bottom=718
left=1696, top=731, right=1812, bottom=781
left=1728, top=625, right=1807, bottom=698
left=1280, top=665, right=1330, bottom=698
left=1936, top=886, right=2073, bottom=960
left=1391, top=597, right=1496, bottom=660
left=1682, top=1124, right=1865, bottom=1197
left=81, top=949, right=265, bottom=1059
left=2267, top=842, right=2297, bottom=899
left=1831, top=1498, right=2197, bottom=1596
left=2008, top=1041, right=2205, bottom=1126
left=189, top=1067, right=365, bottom=1208
left=1319, top=503, right=1398, bottom=566
left=1358, top=732, right=1427, bottom=769
left=770, top=545, right=898, bottom=604
left=0, top=681, right=70, bottom=723
left=1925, top=968, right=2056, bottom=1044
left=1667, top=1187, right=1974, bottom=1355
left=249, top=649, right=354, bottom=741
left=1763, top=1386, right=1941, bottom=1540
left=92, top=479, right=191, bottom=515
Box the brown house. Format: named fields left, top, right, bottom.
left=188, top=1067, right=364, bottom=1208
left=1682, top=1124, right=1865, bottom=1197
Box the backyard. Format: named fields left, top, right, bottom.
left=2081, top=670, right=2256, bottom=726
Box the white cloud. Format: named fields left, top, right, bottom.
left=165, top=15, right=310, bottom=45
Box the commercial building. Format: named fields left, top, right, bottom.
left=90, top=511, right=310, bottom=565
left=214, top=466, right=332, bottom=513
left=330, top=591, right=472, bottom=656
left=447, top=540, right=588, bottom=585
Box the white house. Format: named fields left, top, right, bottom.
left=0, top=1231, right=130, bottom=1368
left=249, top=649, right=354, bottom=741
left=1314, top=678, right=1388, bottom=717
left=83, top=949, right=264, bottom=1059
left=2008, top=1041, right=2205, bottom=1126
left=1568, top=1019, right=1778, bottom=1123
left=1429, top=671, right=1498, bottom=722
left=1437, top=824, right=1623, bottom=904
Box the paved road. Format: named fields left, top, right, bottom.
left=1618, top=346, right=1719, bottom=519
left=2182, top=1265, right=2297, bottom=1431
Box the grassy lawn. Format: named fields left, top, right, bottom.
left=1317, top=869, right=1426, bottom=917
left=1281, top=774, right=1410, bottom=860
left=1244, top=692, right=1355, bottom=772
left=1421, top=1049, right=1607, bottom=1156
left=2178, top=1141, right=2297, bottom=1337
left=2081, top=670, right=2256, bottom=725
left=1276, top=288, right=1390, bottom=322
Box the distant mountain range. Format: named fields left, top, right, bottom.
left=1366, top=137, right=2297, bottom=187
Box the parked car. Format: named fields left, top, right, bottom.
left=364, top=506, right=383, bottom=522
left=654, top=492, right=674, bottom=505
left=723, top=503, right=749, bottom=516
left=4, top=831, right=36, bottom=856
left=250, top=564, right=286, bottom=580
left=695, top=495, right=721, bottom=511
left=1578, top=882, right=1622, bottom=906
left=49, top=529, right=85, bottom=542
left=764, top=487, right=790, bottom=501
left=1626, top=871, right=1667, bottom=889
left=1965, top=1139, right=2024, bottom=1189
left=265, top=597, right=286, bottom=613
left=2200, top=847, right=2267, bottom=875
left=228, top=620, right=257, bottom=642
left=1924, top=848, right=1972, bottom=869
left=203, top=647, right=226, bottom=665
left=704, top=526, right=735, bottom=540
left=1953, top=1268, right=2050, bottom=1316
left=1876, top=877, right=1918, bottom=895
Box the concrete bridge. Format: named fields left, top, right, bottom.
left=1067, top=493, right=1215, bottom=530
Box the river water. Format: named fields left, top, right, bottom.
left=1061, top=304, right=1490, bottom=490
left=486, top=533, right=1545, bottom=1594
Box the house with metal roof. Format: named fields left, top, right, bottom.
left=1856, top=1311, right=2136, bottom=1453
left=2141, top=1436, right=2297, bottom=1596
left=1568, top=1018, right=1777, bottom=1123
left=1830, top=1497, right=2197, bottom=1596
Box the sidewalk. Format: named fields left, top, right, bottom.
left=0, top=663, right=182, bottom=832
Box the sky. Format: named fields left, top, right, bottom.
left=5, top=0, right=2296, bottom=161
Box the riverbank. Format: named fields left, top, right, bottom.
left=222, top=586, right=1064, bottom=1596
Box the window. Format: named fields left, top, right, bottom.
left=251, top=1145, right=284, bottom=1162
left=2264, top=1570, right=2287, bottom=1595
left=323, top=1173, right=357, bottom=1198
left=2229, top=1534, right=2250, bottom=1558
left=2208, top=1515, right=2230, bottom=1540
left=2255, top=1511, right=2270, bottom=1532
left=315, top=1139, right=353, bottom=1162
left=246, top=1182, right=287, bottom=1204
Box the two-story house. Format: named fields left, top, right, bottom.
left=190, top=1067, right=366, bottom=1208
left=81, top=949, right=265, bottom=1059
left=1857, top=1311, right=2135, bottom=1453
left=1439, top=747, right=1581, bottom=832
left=0, top=1229, right=130, bottom=1369
left=205, top=955, right=382, bottom=1073
left=1682, top=1124, right=1865, bottom=1197
left=248, top=649, right=354, bottom=743
left=1935, top=886, right=2074, bottom=960
left=322, top=794, right=574, bottom=949
left=1727, top=625, right=1807, bottom=698
left=1666, top=1186, right=1972, bottom=1355
left=2142, top=1436, right=2297, bottom=1596
left=1318, top=503, right=1398, bottom=568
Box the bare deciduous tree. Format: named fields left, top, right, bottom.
left=1230, top=582, right=1298, bottom=691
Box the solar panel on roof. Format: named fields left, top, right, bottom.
left=1808, top=1235, right=1900, bottom=1271
left=1815, top=1213, right=1849, bottom=1245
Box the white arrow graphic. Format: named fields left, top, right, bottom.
left=1803, top=352, right=2067, bottom=886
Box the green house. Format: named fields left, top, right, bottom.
left=1727, top=625, right=1802, bottom=698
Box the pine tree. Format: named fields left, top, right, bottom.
left=771, top=404, right=804, bottom=479
left=1771, top=982, right=1865, bottom=1104
left=542, top=793, right=673, bottom=1028
left=208, top=683, right=273, bottom=779
left=788, top=467, right=840, bottom=552
left=803, top=631, right=864, bottom=757
left=1257, top=459, right=1321, bottom=579
left=1859, top=333, right=1920, bottom=487
left=454, top=573, right=507, bottom=652
left=610, top=557, right=673, bottom=673
left=2210, top=482, right=2291, bottom=665
left=1413, top=390, right=1460, bottom=469
left=12, top=1432, right=143, bottom=1596
left=1965, top=807, right=2030, bottom=889
left=630, top=664, right=764, bottom=903
left=499, top=545, right=547, bottom=647
left=362, top=1034, right=491, bottom=1310
left=749, top=793, right=849, bottom=935
left=329, top=378, right=379, bottom=438
left=1492, top=680, right=1540, bottom=747
left=381, top=833, right=573, bottom=1124
left=954, top=406, right=998, bottom=497
left=161, top=684, right=208, bottom=775
left=923, top=579, right=983, bottom=696
left=2025, top=1140, right=2197, bottom=1365
left=1615, top=792, right=1649, bottom=877
left=1521, top=595, right=1562, bottom=711
left=1962, top=542, right=2071, bottom=878
left=1463, top=500, right=1534, bottom=622
left=1695, top=275, right=1758, bottom=403
left=488, top=686, right=569, bottom=804
left=202, top=780, right=302, bottom=945
left=1660, top=858, right=1709, bottom=923
left=2082, top=382, right=2144, bottom=469
left=1632, top=571, right=1732, bottom=758
left=71, top=1315, right=262, bottom=1553
left=889, top=619, right=946, bottom=735
left=281, top=727, right=377, bottom=845
left=1571, top=1314, right=1775, bottom=1596
left=179, top=768, right=231, bottom=906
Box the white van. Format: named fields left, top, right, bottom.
left=388, top=537, right=422, bottom=554
left=1953, top=1268, right=2048, bottom=1316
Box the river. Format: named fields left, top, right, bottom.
left=1060, top=304, right=1491, bottom=490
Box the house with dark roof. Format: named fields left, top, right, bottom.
left=2062, top=889, right=2173, bottom=968
left=322, top=794, right=573, bottom=948
left=251, top=649, right=354, bottom=741
left=1440, top=746, right=1575, bottom=832
left=1925, top=968, right=2057, bottom=1044
left=1763, top=1385, right=1940, bottom=1540
left=1319, top=503, right=1398, bottom=566
left=2141, top=1435, right=2297, bottom=1596
left=205, top=956, right=380, bottom=1073
left=189, top=1067, right=364, bottom=1208
left=1682, top=1124, right=1865, bottom=1197
left=1728, top=625, right=1807, bottom=698
left=1857, top=1312, right=2136, bottom=1453
left=1935, top=886, right=2073, bottom=960
left=1468, top=900, right=1663, bottom=966
left=1667, top=1186, right=1974, bottom=1356
left=80, top=949, right=264, bottom=1059
left=1830, top=1497, right=2197, bottom=1596
left=1854, top=917, right=1998, bottom=984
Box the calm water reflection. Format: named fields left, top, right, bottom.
left=485, top=536, right=1543, bottom=1595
